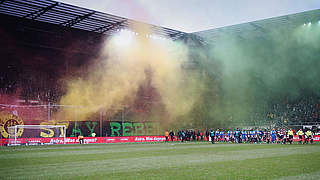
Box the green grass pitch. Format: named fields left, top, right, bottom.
left=0, top=142, right=319, bottom=179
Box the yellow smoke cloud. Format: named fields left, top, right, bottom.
left=56, top=24, right=203, bottom=124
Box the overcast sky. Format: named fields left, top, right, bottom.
left=59, top=0, right=320, bottom=33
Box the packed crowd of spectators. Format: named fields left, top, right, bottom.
left=0, top=73, right=62, bottom=104
left=267, top=97, right=320, bottom=124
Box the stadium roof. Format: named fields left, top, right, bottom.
left=195, top=9, right=320, bottom=42
left=0, top=0, right=185, bottom=40
left=1, top=0, right=319, bottom=43
left=60, top=0, right=320, bottom=33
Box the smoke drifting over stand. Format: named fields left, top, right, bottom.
left=197, top=23, right=320, bottom=127
left=57, top=24, right=204, bottom=128
left=57, top=21, right=320, bottom=129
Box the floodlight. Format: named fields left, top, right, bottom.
left=112, top=29, right=135, bottom=47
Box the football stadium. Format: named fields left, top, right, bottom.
left=1, top=0, right=320, bottom=179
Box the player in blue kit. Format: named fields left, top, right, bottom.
left=247, top=129, right=250, bottom=143
left=242, top=129, right=247, bottom=143
left=271, top=129, right=276, bottom=143
left=228, top=130, right=233, bottom=143
left=234, top=128, right=240, bottom=143
left=254, top=129, right=258, bottom=143
left=258, top=129, right=264, bottom=143
left=216, top=129, right=220, bottom=142
left=249, top=129, right=254, bottom=143
left=220, top=130, right=224, bottom=142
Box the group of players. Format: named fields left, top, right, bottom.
left=209, top=128, right=315, bottom=144
left=166, top=128, right=315, bottom=144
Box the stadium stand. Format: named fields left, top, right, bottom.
left=0, top=0, right=319, bottom=130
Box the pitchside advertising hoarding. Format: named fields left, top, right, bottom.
left=2, top=135, right=319, bottom=146
left=0, top=112, right=165, bottom=145
left=2, top=136, right=168, bottom=146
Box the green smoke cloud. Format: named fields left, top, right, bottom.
left=187, top=23, right=320, bottom=128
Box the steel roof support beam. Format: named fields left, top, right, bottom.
left=169, top=32, right=185, bottom=40
left=23, top=2, right=59, bottom=20
left=0, top=0, right=7, bottom=5
left=60, top=12, right=95, bottom=28
left=93, top=20, right=127, bottom=33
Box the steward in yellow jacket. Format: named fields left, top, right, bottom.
left=297, top=129, right=304, bottom=144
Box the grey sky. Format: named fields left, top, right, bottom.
left=59, top=0, right=320, bottom=33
